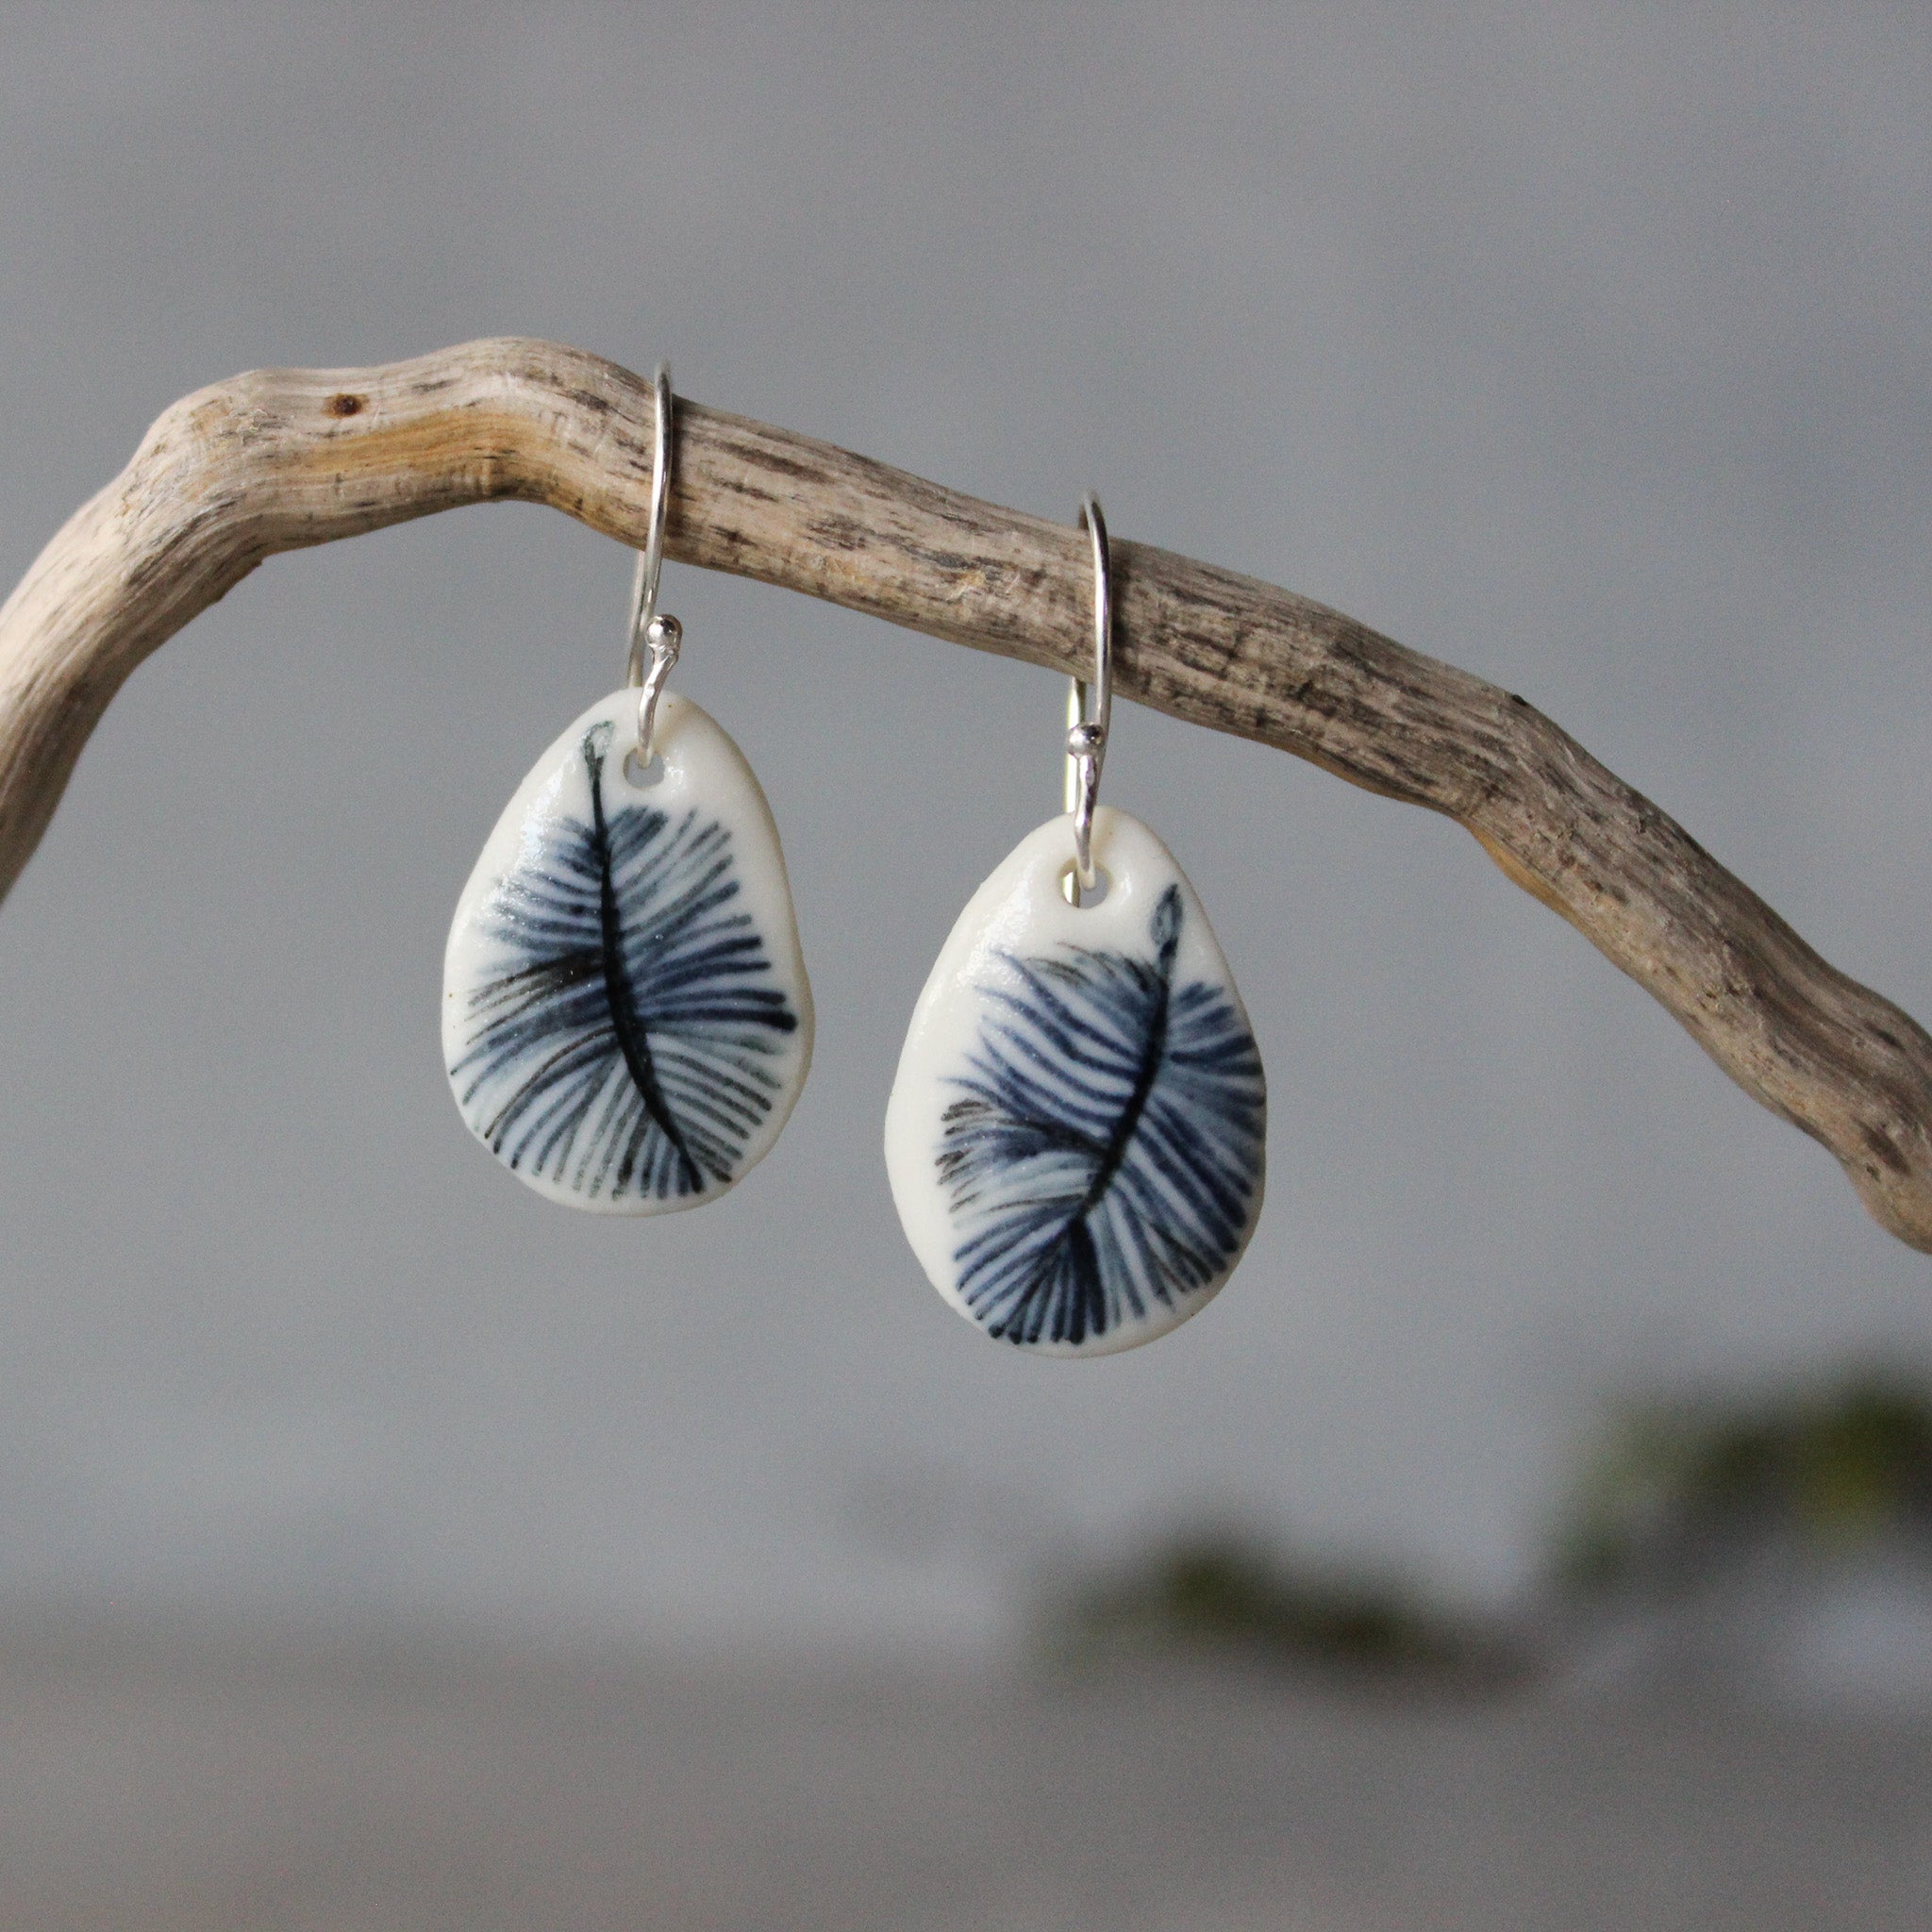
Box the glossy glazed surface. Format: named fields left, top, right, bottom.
left=445, top=689, right=812, bottom=1212
left=886, top=808, right=1265, bottom=1355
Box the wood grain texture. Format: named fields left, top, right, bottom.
left=2, top=336, right=1928, bottom=1249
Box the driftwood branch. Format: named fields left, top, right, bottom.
left=3, top=336, right=1929, bottom=1250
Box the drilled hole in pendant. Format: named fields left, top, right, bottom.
left=1059, top=863, right=1111, bottom=908
left=623, top=748, right=666, bottom=788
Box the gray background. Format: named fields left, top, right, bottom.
left=2, top=1, right=1929, bottom=1657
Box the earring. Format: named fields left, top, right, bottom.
left=885, top=496, right=1266, bottom=1355
left=443, top=364, right=813, bottom=1211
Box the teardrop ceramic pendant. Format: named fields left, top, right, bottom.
left=444, top=687, right=812, bottom=1212
left=885, top=806, right=1265, bottom=1356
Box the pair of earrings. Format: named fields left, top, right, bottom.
left=442, top=370, right=1268, bottom=1357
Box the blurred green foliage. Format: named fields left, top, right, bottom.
left=1556, top=1371, right=1932, bottom=1596
left=1050, top=1532, right=1524, bottom=1687
left=1045, top=1370, right=1932, bottom=1690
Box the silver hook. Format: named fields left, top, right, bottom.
left=625, top=361, right=682, bottom=763
left=1063, top=492, right=1111, bottom=903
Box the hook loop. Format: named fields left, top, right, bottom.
left=1064, top=492, right=1112, bottom=900
left=625, top=362, right=681, bottom=762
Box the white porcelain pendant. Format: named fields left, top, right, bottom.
left=444, top=689, right=812, bottom=1212
left=886, top=807, right=1265, bottom=1356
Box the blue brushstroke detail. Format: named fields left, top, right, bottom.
left=451, top=723, right=798, bottom=1200
left=937, top=883, right=1264, bottom=1346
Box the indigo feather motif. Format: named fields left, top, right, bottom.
left=937, top=884, right=1265, bottom=1347
left=449, top=722, right=800, bottom=1203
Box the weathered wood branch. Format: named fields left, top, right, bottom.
left=3, top=336, right=1929, bottom=1249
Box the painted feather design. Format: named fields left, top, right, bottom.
left=937, top=884, right=1264, bottom=1347
left=449, top=723, right=799, bottom=1201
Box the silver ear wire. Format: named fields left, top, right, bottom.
left=1063, top=493, right=1112, bottom=903
left=625, top=362, right=682, bottom=764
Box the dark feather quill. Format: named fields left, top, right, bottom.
left=937, top=884, right=1264, bottom=1346
left=450, top=723, right=799, bottom=1202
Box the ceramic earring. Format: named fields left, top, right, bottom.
left=443, top=365, right=812, bottom=1211
left=885, top=496, right=1266, bottom=1355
